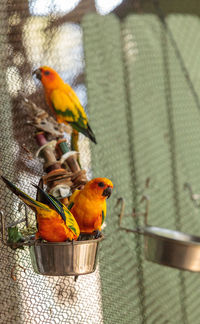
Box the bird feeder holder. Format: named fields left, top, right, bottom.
left=0, top=210, right=104, bottom=277
left=118, top=196, right=200, bottom=272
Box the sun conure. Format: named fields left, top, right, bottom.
left=33, top=66, right=97, bottom=145
left=68, top=177, right=113, bottom=236
left=1, top=176, right=80, bottom=242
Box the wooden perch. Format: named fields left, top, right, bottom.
left=20, top=95, right=71, bottom=137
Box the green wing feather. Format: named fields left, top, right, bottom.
left=50, top=89, right=87, bottom=126
left=63, top=204, right=80, bottom=237
left=101, top=200, right=107, bottom=225
left=46, top=193, right=79, bottom=237
left=32, top=185, right=66, bottom=223
left=50, top=89, right=97, bottom=144
left=101, top=210, right=105, bottom=225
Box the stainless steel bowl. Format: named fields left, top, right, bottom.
left=144, top=226, right=200, bottom=272
left=29, top=236, right=104, bottom=276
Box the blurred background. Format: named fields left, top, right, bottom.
left=1, top=0, right=200, bottom=323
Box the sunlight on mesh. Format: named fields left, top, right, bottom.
left=95, top=0, right=123, bottom=15
left=23, top=20, right=84, bottom=84
left=29, top=0, right=81, bottom=16
left=6, top=67, right=23, bottom=97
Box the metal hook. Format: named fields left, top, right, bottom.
left=18, top=202, right=29, bottom=228
left=115, top=197, right=125, bottom=227
left=184, top=183, right=200, bottom=208
left=139, top=194, right=150, bottom=226
left=116, top=198, right=145, bottom=235
left=0, top=209, right=35, bottom=248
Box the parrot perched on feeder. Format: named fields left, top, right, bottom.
left=1, top=176, right=80, bottom=242
left=33, top=66, right=97, bottom=149
left=68, top=177, right=113, bottom=237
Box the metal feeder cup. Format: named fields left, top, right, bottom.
left=118, top=195, right=200, bottom=272
left=143, top=226, right=200, bottom=272
left=29, top=236, right=104, bottom=276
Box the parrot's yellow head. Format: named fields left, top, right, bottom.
left=85, top=177, right=113, bottom=200
left=33, top=66, right=63, bottom=89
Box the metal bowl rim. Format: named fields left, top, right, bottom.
left=31, top=234, right=104, bottom=247
left=144, top=226, right=200, bottom=246
left=146, top=256, right=200, bottom=272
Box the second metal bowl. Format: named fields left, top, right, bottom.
left=144, top=226, right=200, bottom=272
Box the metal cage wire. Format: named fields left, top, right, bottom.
left=1, top=0, right=200, bottom=323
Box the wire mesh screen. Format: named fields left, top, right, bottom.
left=1, top=0, right=200, bottom=323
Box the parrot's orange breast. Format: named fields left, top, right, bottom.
left=70, top=197, right=104, bottom=233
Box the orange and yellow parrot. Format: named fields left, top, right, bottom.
left=1, top=176, right=80, bottom=242
left=68, top=177, right=113, bottom=236
left=33, top=66, right=97, bottom=145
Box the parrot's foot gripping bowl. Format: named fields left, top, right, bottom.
left=143, top=226, right=200, bottom=272
left=29, top=235, right=104, bottom=276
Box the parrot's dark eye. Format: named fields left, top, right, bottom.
left=98, top=182, right=105, bottom=187
left=44, top=70, right=50, bottom=75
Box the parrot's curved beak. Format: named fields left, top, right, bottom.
left=33, top=68, right=42, bottom=80
left=102, top=186, right=112, bottom=199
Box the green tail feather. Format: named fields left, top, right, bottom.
left=71, top=122, right=97, bottom=144
left=1, top=176, right=49, bottom=211
left=87, top=123, right=97, bottom=144
left=2, top=176, right=80, bottom=237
